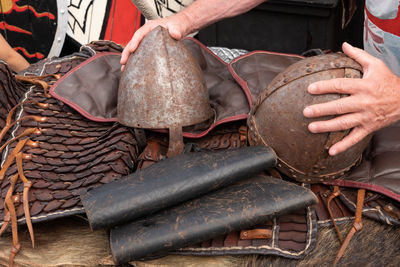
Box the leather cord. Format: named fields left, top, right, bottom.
left=15, top=74, right=60, bottom=98
left=327, top=186, right=344, bottom=243
left=334, top=188, right=365, bottom=265
left=16, top=151, right=34, bottom=248
left=0, top=73, right=56, bottom=266
left=0, top=99, right=47, bottom=145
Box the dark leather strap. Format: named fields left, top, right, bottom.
left=334, top=189, right=365, bottom=265
left=81, top=146, right=277, bottom=230
left=109, top=174, right=318, bottom=264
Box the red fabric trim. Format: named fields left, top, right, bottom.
left=182, top=114, right=248, bottom=138
left=183, top=37, right=230, bottom=66
left=324, top=179, right=400, bottom=202
left=50, top=41, right=305, bottom=139
left=365, top=5, right=400, bottom=37
left=153, top=114, right=249, bottom=138
left=49, top=52, right=120, bottom=123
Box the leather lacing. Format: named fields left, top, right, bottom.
left=327, top=185, right=366, bottom=266
left=0, top=74, right=58, bottom=266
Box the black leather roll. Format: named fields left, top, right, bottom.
left=80, top=146, right=276, bottom=230
left=110, top=174, right=318, bottom=264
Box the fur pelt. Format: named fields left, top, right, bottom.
left=243, top=219, right=400, bottom=267
left=0, top=214, right=398, bottom=266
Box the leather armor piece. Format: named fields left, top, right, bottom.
left=50, top=52, right=122, bottom=121
left=311, top=184, right=354, bottom=226
left=136, top=124, right=319, bottom=259
left=326, top=121, right=400, bottom=202
left=0, top=49, right=139, bottom=227
left=50, top=38, right=301, bottom=139
left=248, top=53, right=371, bottom=183
left=339, top=187, right=400, bottom=225
left=109, top=174, right=318, bottom=264
left=176, top=207, right=318, bottom=259
left=80, top=145, right=276, bottom=230
left=228, top=51, right=302, bottom=104
left=0, top=63, right=28, bottom=146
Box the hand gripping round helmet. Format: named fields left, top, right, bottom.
left=248, top=53, right=371, bottom=183
left=118, top=26, right=213, bottom=157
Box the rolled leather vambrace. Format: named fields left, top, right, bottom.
left=110, top=174, right=318, bottom=264
left=80, top=146, right=276, bottom=230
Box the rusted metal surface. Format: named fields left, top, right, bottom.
left=248, top=53, right=370, bottom=183
left=118, top=26, right=213, bottom=156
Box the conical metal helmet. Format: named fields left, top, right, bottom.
left=118, top=26, right=213, bottom=157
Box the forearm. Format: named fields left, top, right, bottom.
left=0, top=34, right=29, bottom=72
left=121, top=0, right=267, bottom=67
left=5, top=53, right=30, bottom=72
left=178, top=0, right=267, bottom=34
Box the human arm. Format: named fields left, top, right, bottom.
left=303, top=42, right=400, bottom=156
left=121, top=0, right=267, bottom=69
left=0, top=34, right=29, bottom=72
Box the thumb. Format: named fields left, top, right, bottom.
left=342, top=42, right=376, bottom=69
left=168, top=25, right=183, bottom=40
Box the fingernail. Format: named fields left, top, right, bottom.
left=308, top=84, right=317, bottom=93
left=303, top=107, right=313, bottom=117
left=343, top=41, right=352, bottom=47
left=308, top=123, right=317, bottom=132
left=330, top=148, right=337, bottom=156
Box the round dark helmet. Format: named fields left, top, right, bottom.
left=248, top=53, right=370, bottom=183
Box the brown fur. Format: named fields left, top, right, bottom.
left=0, top=217, right=398, bottom=267
left=244, top=219, right=400, bottom=267
left=0, top=217, right=111, bottom=267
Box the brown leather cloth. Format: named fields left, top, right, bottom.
left=325, top=121, right=400, bottom=203
left=50, top=38, right=302, bottom=138
left=228, top=50, right=303, bottom=105
left=340, top=187, right=400, bottom=225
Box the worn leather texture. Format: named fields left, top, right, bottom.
left=228, top=51, right=303, bottom=105
left=50, top=52, right=122, bottom=121
left=49, top=38, right=301, bottom=138
left=0, top=62, right=28, bottom=147
left=339, top=187, right=400, bottom=225
left=175, top=207, right=317, bottom=259
left=109, top=174, right=318, bottom=264
left=311, top=184, right=355, bottom=226
left=132, top=123, right=319, bottom=259
left=81, top=145, right=276, bottom=230
left=325, top=121, right=400, bottom=203
left=0, top=42, right=139, bottom=228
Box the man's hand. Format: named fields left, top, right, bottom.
left=303, top=42, right=400, bottom=156
left=120, top=13, right=192, bottom=71
left=120, top=0, right=267, bottom=71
